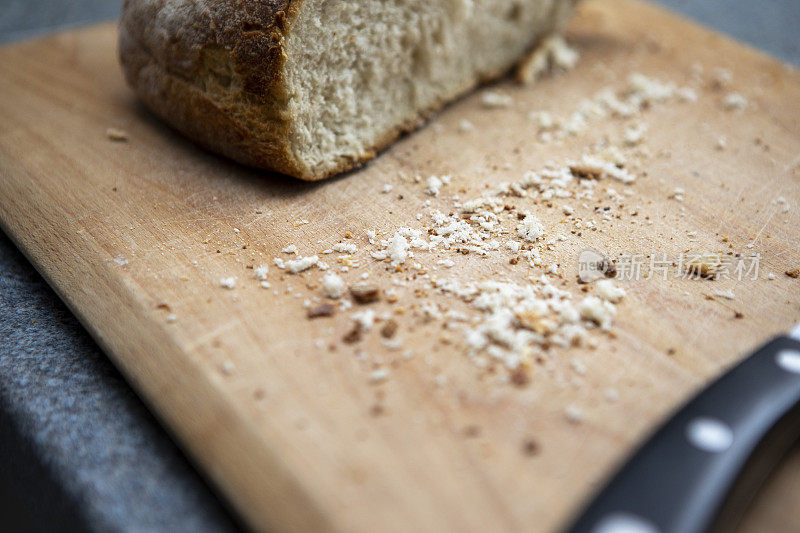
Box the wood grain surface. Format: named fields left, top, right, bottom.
left=1, top=0, right=799, bottom=531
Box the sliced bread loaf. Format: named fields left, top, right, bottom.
left=119, top=0, right=579, bottom=180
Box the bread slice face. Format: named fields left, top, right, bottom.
left=120, top=0, right=578, bottom=180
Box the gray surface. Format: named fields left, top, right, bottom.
left=0, top=232, right=239, bottom=532
left=0, top=0, right=798, bottom=531
left=0, top=0, right=120, bottom=44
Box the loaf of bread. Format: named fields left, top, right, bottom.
left=119, top=0, right=579, bottom=180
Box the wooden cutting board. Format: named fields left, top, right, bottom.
left=1, top=0, right=799, bottom=531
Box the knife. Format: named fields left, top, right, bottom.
left=566, top=323, right=800, bottom=533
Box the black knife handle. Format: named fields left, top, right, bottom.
left=566, top=336, right=800, bottom=533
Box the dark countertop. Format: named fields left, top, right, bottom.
left=1, top=1, right=798, bottom=531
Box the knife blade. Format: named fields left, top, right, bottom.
left=566, top=323, right=800, bottom=533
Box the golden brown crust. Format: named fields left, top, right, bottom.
left=119, top=0, right=313, bottom=178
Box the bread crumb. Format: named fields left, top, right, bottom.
left=322, top=273, right=345, bottom=299
left=723, top=92, right=747, bottom=111
left=579, top=296, right=615, bottom=330
left=516, top=35, right=578, bottom=84
left=676, top=87, right=698, bottom=103
left=381, top=184, right=393, bottom=194
left=219, top=277, right=237, bottom=289
left=220, top=360, right=234, bottom=375
left=380, top=319, right=399, bottom=339
left=565, top=405, right=583, bottom=424
left=342, top=327, right=362, bottom=344
left=352, top=310, right=376, bottom=331
left=595, top=279, right=626, bottom=303
left=425, top=175, right=443, bottom=196
left=711, top=68, right=733, bottom=90
left=670, top=187, right=685, bottom=202
left=350, top=283, right=380, bottom=304
left=509, top=365, right=531, bottom=387
left=549, top=36, right=579, bottom=70
left=106, top=127, right=129, bottom=141
left=307, top=304, right=335, bottom=318
left=604, top=388, right=619, bottom=402
left=786, top=268, right=800, bottom=279
left=572, top=155, right=636, bottom=183
left=281, top=244, right=298, bottom=254
left=286, top=255, right=318, bottom=274
left=254, top=265, right=269, bottom=280
left=522, top=438, right=540, bottom=456
left=463, top=425, right=481, bottom=438
left=458, top=119, right=475, bottom=133
left=481, top=91, right=512, bottom=109
left=569, top=164, right=602, bottom=181
left=773, top=197, right=791, bottom=213
left=570, top=359, right=586, bottom=376
left=333, top=242, right=358, bottom=254
left=387, top=232, right=409, bottom=264
left=369, top=368, right=389, bottom=384
left=623, top=123, right=647, bottom=146
left=713, top=290, right=735, bottom=300
left=627, top=73, right=677, bottom=103
left=517, top=214, right=545, bottom=242
left=685, top=258, right=720, bottom=279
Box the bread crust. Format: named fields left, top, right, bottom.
left=120, top=0, right=578, bottom=181
left=120, top=0, right=311, bottom=177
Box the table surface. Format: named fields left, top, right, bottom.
left=1, top=1, right=798, bottom=531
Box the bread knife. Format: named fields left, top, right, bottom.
left=567, top=322, right=800, bottom=533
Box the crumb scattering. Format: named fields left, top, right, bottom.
left=201, top=65, right=773, bottom=397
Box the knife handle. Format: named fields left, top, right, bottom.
left=566, top=336, right=800, bottom=533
